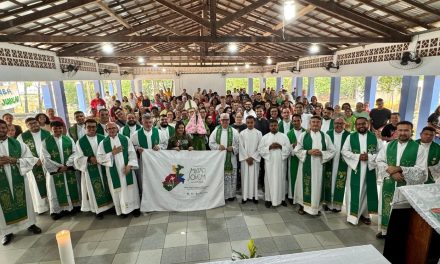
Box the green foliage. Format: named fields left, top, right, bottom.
left=121, top=80, right=132, bottom=97
left=266, top=77, right=276, bottom=89
left=226, top=78, right=248, bottom=91
left=283, top=77, right=292, bottom=92
left=378, top=76, right=402, bottom=93
left=142, top=79, right=173, bottom=98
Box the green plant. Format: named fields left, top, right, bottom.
left=231, top=239, right=261, bottom=260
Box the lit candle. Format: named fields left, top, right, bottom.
left=56, top=230, right=75, bottom=264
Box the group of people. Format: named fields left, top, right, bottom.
left=1, top=87, right=439, bottom=248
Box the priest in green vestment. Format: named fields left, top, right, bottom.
left=74, top=119, right=113, bottom=219
left=293, top=116, right=336, bottom=215
left=158, top=114, right=175, bottom=142
left=278, top=107, right=293, bottom=135
left=321, top=107, right=334, bottom=133
left=68, top=111, right=86, bottom=142
left=341, top=117, right=382, bottom=225
left=0, top=120, right=41, bottom=246
left=97, top=122, right=140, bottom=217
left=120, top=113, right=141, bottom=137
left=41, top=121, right=80, bottom=220
left=17, top=117, right=51, bottom=214
left=96, top=109, right=110, bottom=136
left=287, top=114, right=306, bottom=203
left=323, top=117, right=350, bottom=212
left=416, top=126, right=440, bottom=183
left=376, top=121, right=426, bottom=238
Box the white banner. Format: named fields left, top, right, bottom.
left=141, top=150, right=226, bottom=212
left=0, top=86, right=20, bottom=110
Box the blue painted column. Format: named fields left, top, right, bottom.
left=416, top=76, right=440, bottom=136
left=137, top=80, right=142, bottom=93
left=108, top=81, right=114, bottom=95
left=130, top=80, right=135, bottom=92
left=330, top=77, right=341, bottom=107
left=52, top=81, right=70, bottom=127
left=307, top=77, right=315, bottom=100
left=296, top=77, right=303, bottom=97
left=93, top=80, right=103, bottom=96
left=261, top=78, right=266, bottom=90
left=276, top=77, right=282, bottom=92
left=399, top=76, right=420, bottom=123
left=248, top=78, right=253, bottom=95
left=364, top=76, right=378, bottom=106
left=42, top=84, right=53, bottom=109
left=115, top=80, right=123, bottom=100
left=76, top=82, right=87, bottom=113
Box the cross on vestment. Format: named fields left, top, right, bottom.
left=68, top=176, right=76, bottom=185
left=55, top=180, right=64, bottom=189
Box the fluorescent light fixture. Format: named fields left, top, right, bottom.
left=102, top=43, right=114, bottom=54
left=309, top=43, right=320, bottom=54
left=284, top=1, right=296, bottom=21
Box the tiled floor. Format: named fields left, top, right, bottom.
left=0, top=199, right=384, bottom=264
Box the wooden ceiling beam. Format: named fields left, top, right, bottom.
left=0, top=0, right=98, bottom=32
left=400, top=0, right=440, bottom=17
left=217, top=0, right=272, bottom=28
left=209, top=0, right=217, bottom=38
left=69, top=51, right=330, bottom=57
left=300, top=0, right=408, bottom=37
left=95, top=0, right=132, bottom=29
left=356, top=0, right=434, bottom=30
left=155, top=0, right=210, bottom=29
left=0, top=0, right=61, bottom=20
left=2, top=35, right=410, bottom=44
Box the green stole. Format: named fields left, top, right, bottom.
left=160, top=126, right=175, bottom=138
left=381, top=140, right=419, bottom=229
left=287, top=128, right=305, bottom=197
left=96, top=123, right=106, bottom=135
left=45, top=135, right=79, bottom=206
left=122, top=124, right=141, bottom=137
left=20, top=129, right=50, bottom=198
left=324, top=119, right=334, bottom=131
left=323, top=130, right=350, bottom=205
left=68, top=124, right=79, bottom=142
left=78, top=135, right=112, bottom=207
left=348, top=132, right=378, bottom=217
left=415, top=139, right=440, bottom=184
left=102, top=134, right=134, bottom=189
left=278, top=120, right=293, bottom=134
left=138, top=128, right=160, bottom=149
left=216, top=126, right=233, bottom=173
left=302, top=131, right=327, bottom=206
left=0, top=138, right=28, bottom=225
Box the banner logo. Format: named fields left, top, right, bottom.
left=162, top=164, right=185, bottom=191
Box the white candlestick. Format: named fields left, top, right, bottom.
left=56, top=230, right=75, bottom=264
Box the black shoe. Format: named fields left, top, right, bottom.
left=360, top=215, right=371, bottom=225
left=27, top=225, right=42, bottom=234
left=265, top=201, right=271, bottom=208
left=297, top=206, right=305, bottom=215
left=96, top=213, right=104, bottom=220
left=2, top=234, right=13, bottom=246
left=71, top=206, right=81, bottom=215
left=241, top=200, right=247, bottom=204
left=253, top=198, right=258, bottom=204
left=51, top=213, right=62, bottom=220
left=132, top=209, right=141, bottom=218
left=376, top=232, right=386, bottom=239
left=288, top=198, right=294, bottom=205
left=332, top=208, right=341, bottom=213
left=119, top=214, right=128, bottom=219
left=281, top=200, right=288, bottom=207
left=322, top=204, right=331, bottom=211
left=227, top=197, right=236, bottom=202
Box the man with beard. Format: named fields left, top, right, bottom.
left=341, top=117, right=381, bottom=224
left=0, top=120, right=41, bottom=245
left=287, top=114, right=306, bottom=204
left=294, top=102, right=313, bottom=130
left=114, top=108, right=127, bottom=128
left=17, top=118, right=51, bottom=214
left=278, top=107, right=293, bottom=135
left=41, top=121, right=79, bottom=220
left=322, top=118, right=350, bottom=213
left=158, top=114, right=175, bottom=142
left=258, top=119, right=291, bottom=208
left=96, top=109, right=110, bottom=136
left=68, top=111, right=86, bottom=142
left=97, top=122, right=140, bottom=218
left=243, top=100, right=256, bottom=120
left=416, top=126, right=440, bottom=183
left=74, top=119, right=113, bottom=219
left=294, top=116, right=335, bottom=215
left=321, top=107, right=334, bottom=133
left=121, top=113, right=141, bottom=137
left=376, top=121, right=426, bottom=239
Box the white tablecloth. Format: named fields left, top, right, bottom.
left=207, top=245, right=389, bottom=264
left=392, top=184, right=440, bottom=234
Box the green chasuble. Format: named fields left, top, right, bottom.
left=287, top=128, right=305, bottom=197
left=122, top=124, right=141, bottom=137
left=278, top=121, right=294, bottom=134
left=348, top=132, right=379, bottom=217
left=96, top=123, right=106, bottom=135
left=302, top=131, right=327, bottom=206
left=45, top=135, right=80, bottom=206
left=0, top=138, right=28, bottom=225
left=78, top=135, right=112, bottom=208
left=20, top=129, right=51, bottom=198
left=161, top=126, right=175, bottom=138
left=323, top=129, right=350, bottom=205
left=415, top=139, right=440, bottom=184
left=381, top=139, right=419, bottom=229
left=216, top=126, right=233, bottom=173
left=138, top=128, right=160, bottom=149
left=68, top=124, right=82, bottom=142
left=102, top=134, right=134, bottom=189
